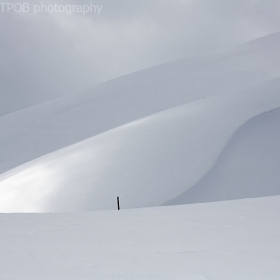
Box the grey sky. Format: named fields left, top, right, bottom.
left=1, top=0, right=280, bottom=116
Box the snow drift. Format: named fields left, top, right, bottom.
left=1, top=32, right=280, bottom=175
left=0, top=78, right=280, bottom=212
left=1, top=33, right=280, bottom=212
left=166, top=105, right=280, bottom=205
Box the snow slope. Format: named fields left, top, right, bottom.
left=0, top=78, right=280, bottom=212
left=166, top=105, right=280, bottom=205
left=0, top=196, right=280, bottom=280
left=1, top=32, right=280, bottom=174
left=1, top=33, right=280, bottom=212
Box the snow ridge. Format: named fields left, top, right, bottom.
left=1, top=33, right=280, bottom=212
left=1, top=32, right=280, bottom=175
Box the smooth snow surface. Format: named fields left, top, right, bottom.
left=0, top=78, right=280, bottom=212
left=0, top=196, right=280, bottom=280
left=166, top=106, right=280, bottom=205
left=1, top=33, right=280, bottom=212
left=1, top=32, right=280, bottom=174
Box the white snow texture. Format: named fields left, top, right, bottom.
left=1, top=30, right=280, bottom=280
left=0, top=32, right=280, bottom=212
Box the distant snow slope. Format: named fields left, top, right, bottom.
left=166, top=106, right=280, bottom=205
left=0, top=78, right=280, bottom=212
left=0, top=196, right=280, bottom=280
left=1, top=32, right=280, bottom=174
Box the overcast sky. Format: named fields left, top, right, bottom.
left=1, top=0, right=280, bottom=116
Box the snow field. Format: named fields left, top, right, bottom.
left=0, top=196, right=280, bottom=280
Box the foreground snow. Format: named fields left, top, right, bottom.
left=0, top=196, right=280, bottom=280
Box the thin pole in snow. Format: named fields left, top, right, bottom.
left=117, top=197, right=120, bottom=210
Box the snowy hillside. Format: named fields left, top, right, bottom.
left=0, top=196, right=280, bottom=280
left=0, top=77, right=280, bottom=212
left=166, top=106, right=280, bottom=205
left=0, top=33, right=280, bottom=212
left=1, top=32, right=280, bottom=175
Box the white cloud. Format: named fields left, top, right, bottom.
left=0, top=0, right=280, bottom=115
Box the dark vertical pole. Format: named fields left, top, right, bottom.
left=117, top=197, right=120, bottom=210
